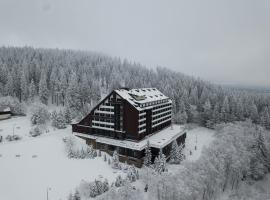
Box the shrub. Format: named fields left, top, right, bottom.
left=5, top=134, right=21, bottom=141
left=29, top=126, right=43, bottom=137
left=64, top=136, right=96, bottom=159
left=126, top=165, right=139, bottom=183
left=51, top=110, right=66, bottom=129
left=30, top=103, right=50, bottom=125
left=78, top=179, right=110, bottom=198
left=114, top=175, right=125, bottom=187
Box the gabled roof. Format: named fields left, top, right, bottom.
left=114, top=88, right=171, bottom=111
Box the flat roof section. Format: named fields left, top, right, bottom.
left=74, top=124, right=185, bottom=151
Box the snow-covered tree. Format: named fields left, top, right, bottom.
left=51, top=110, right=67, bottom=129
left=29, top=79, right=36, bottom=102
left=5, top=71, right=14, bottom=96
left=64, top=106, right=72, bottom=124
left=169, top=140, right=184, bottom=164
left=154, top=149, right=167, bottom=174
left=221, top=96, right=230, bottom=122
left=30, top=103, right=50, bottom=125
left=260, top=107, right=270, bottom=129
left=20, top=70, right=28, bottom=102
left=144, top=140, right=152, bottom=167
left=39, top=70, right=49, bottom=104
left=114, top=175, right=125, bottom=187
left=56, top=110, right=67, bottom=129
left=103, top=154, right=107, bottom=162
left=73, top=189, right=81, bottom=200
left=66, top=72, right=81, bottom=117
left=249, top=102, right=259, bottom=123
left=127, top=165, right=139, bottom=182
left=111, top=150, right=120, bottom=169
left=174, top=110, right=188, bottom=124
left=51, top=110, right=58, bottom=126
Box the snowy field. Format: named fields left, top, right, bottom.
left=184, top=126, right=215, bottom=161
left=0, top=117, right=122, bottom=200
left=0, top=116, right=215, bottom=200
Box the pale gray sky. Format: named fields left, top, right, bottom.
left=0, top=0, right=270, bottom=87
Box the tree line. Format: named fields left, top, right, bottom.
left=0, top=46, right=270, bottom=129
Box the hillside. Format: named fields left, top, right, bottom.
left=0, top=46, right=270, bottom=130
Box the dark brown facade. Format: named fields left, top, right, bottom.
left=72, top=88, right=185, bottom=167
left=72, top=89, right=172, bottom=141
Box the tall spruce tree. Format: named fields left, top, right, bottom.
left=260, top=107, right=270, bottom=129
left=170, top=140, right=182, bottom=164
left=154, top=149, right=167, bottom=174
left=29, top=79, right=36, bottom=102
left=20, top=70, right=28, bottom=102
left=39, top=70, right=49, bottom=104
left=144, top=140, right=152, bottom=167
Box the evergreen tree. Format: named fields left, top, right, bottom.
left=256, top=129, right=270, bottom=170
left=103, top=179, right=109, bottom=192
left=73, top=189, right=80, bottom=200
left=169, top=140, right=182, bottom=164
left=250, top=102, right=259, bottom=123
left=56, top=110, right=67, bottom=129
left=29, top=79, right=36, bottom=102
left=143, top=140, right=152, bottom=167
left=5, top=71, right=14, bottom=96
left=111, top=150, right=120, bottom=169
left=66, top=72, right=81, bottom=116
left=20, top=70, right=28, bottom=102
left=51, top=110, right=58, bottom=127
left=203, top=99, right=212, bottom=127
left=154, top=149, right=167, bottom=174
left=221, top=96, right=230, bottom=122
left=39, top=70, right=49, bottom=104
left=212, top=103, right=220, bottom=125
left=64, top=106, right=72, bottom=124
left=178, top=143, right=185, bottom=162
left=260, top=107, right=270, bottom=129
left=127, top=165, right=138, bottom=182
left=51, top=110, right=67, bottom=129
left=67, top=193, right=73, bottom=200
left=98, top=150, right=102, bottom=157
left=114, top=175, right=124, bottom=187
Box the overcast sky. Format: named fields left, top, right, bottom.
left=0, top=0, right=270, bottom=87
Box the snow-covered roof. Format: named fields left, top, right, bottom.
left=114, top=88, right=171, bottom=111
left=0, top=106, right=11, bottom=112
left=74, top=124, right=185, bottom=151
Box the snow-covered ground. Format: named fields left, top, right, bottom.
left=166, top=125, right=215, bottom=173
left=0, top=116, right=122, bottom=200
left=0, top=116, right=215, bottom=200
left=183, top=126, right=215, bottom=161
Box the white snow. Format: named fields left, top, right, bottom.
left=167, top=125, right=215, bottom=173
left=0, top=116, right=31, bottom=138
left=0, top=116, right=122, bottom=200
left=114, top=88, right=172, bottom=110
left=0, top=115, right=215, bottom=200
left=183, top=125, right=215, bottom=161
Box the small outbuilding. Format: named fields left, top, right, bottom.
left=0, top=106, right=11, bottom=120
